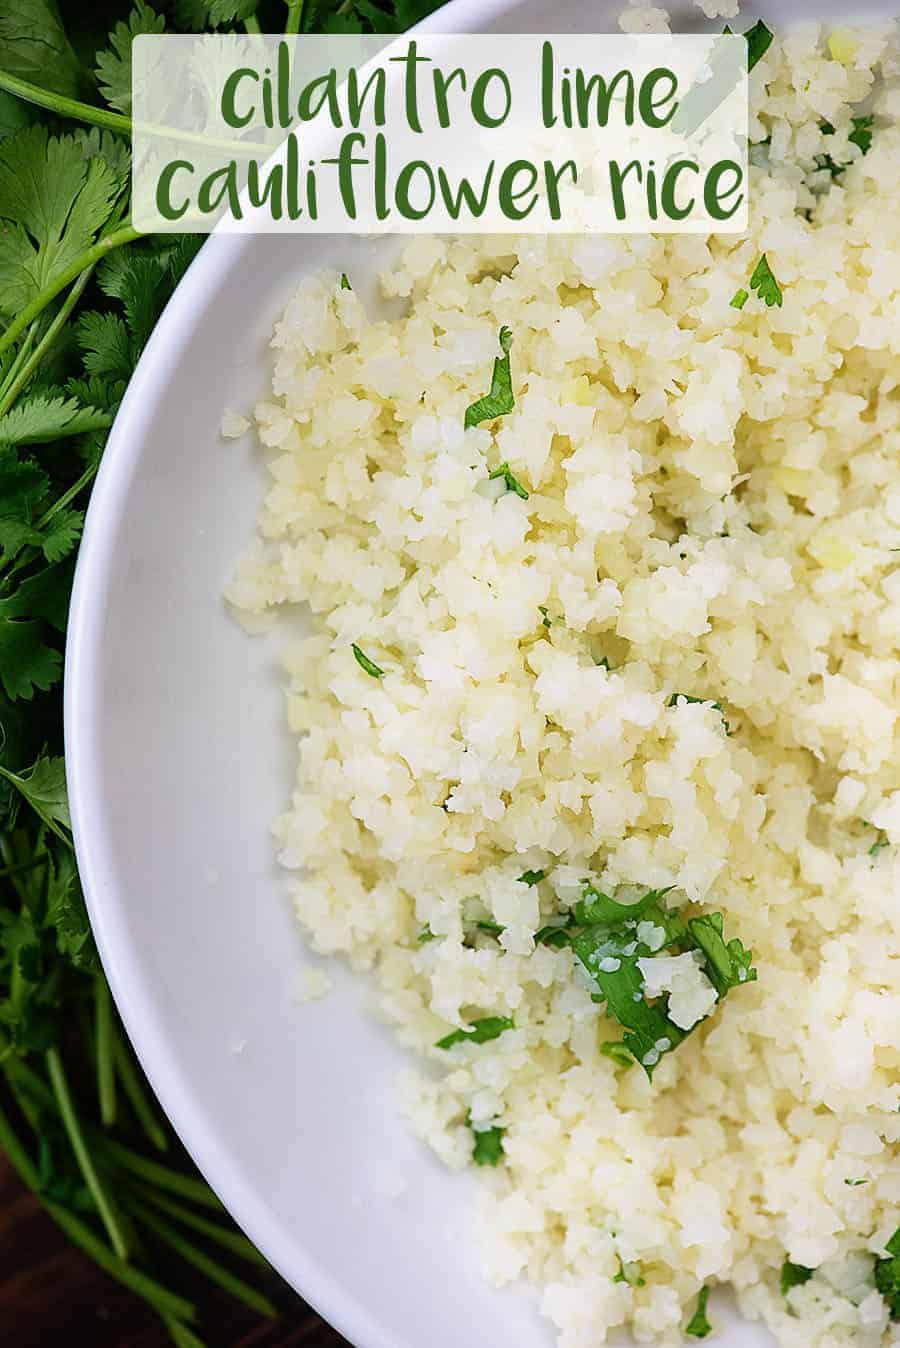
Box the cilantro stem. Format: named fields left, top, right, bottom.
left=0, top=224, right=143, bottom=364
left=0, top=70, right=131, bottom=134
left=0, top=1097, right=196, bottom=1322
left=95, top=977, right=117, bottom=1128
left=0, top=262, right=95, bottom=419
left=111, top=1030, right=168, bottom=1153
left=35, top=463, right=98, bottom=531
left=46, top=1046, right=130, bottom=1260
left=127, top=1178, right=269, bottom=1268
left=97, top=1138, right=226, bottom=1210
left=121, top=1197, right=276, bottom=1316
left=244, top=13, right=262, bottom=31
left=285, top=0, right=305, bottom=33
left=0, top=327, right=34, bottom=405
left=162, top=1317, right=206, bottom=1348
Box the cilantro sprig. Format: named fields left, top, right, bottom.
left=435, top=1015, right=515, bottom=1050
left=749, top=254, right=783, bottom=307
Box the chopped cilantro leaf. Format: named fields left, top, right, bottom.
left=475, top=920, right=504, bottom=936
left=340, top=272, right=352, bottom=290
left=464, top=327, right=514, bottom=428
left=535, top=918, right=574, bottom=948
left=849, top=114, right=874, bottom=155
left=875, top=1227, right=900, bottom=1318
left=600, top=1040, right=633, bottom=1068
left=687, top=912, right=757, bottom=997
left=749, top=254, right=783, bottom=308
left=722, top=19, right=774, bottom=71
left=686, top=1285, right=713, bottom=1338
left=435, top=1016, right=514, bottom=1050
left=351, top=643, right=384, bottom=679
left=469, top=1116, right=505, bottom=1166
left=539, top=605, right=551, bottom=629
left=844, top=1177, right=867, bottom=1186
left=418, top=924, right=436, bottom=943
left=744, top=19, right=774, bottom=70
left=573, top=883, right=672, bottom=928
left=730, top=288, right=749, bottom=310
left=869, top=829, right=889, bottom=858
left=518, top=869, right=545, bottom=886
left=488, top=461, right=529, bottom=500
left=780, top=1261, right=814, bottom=1296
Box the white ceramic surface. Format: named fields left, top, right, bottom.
left=65, top=3, right=889, bottom=1345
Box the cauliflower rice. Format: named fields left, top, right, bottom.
left=227, top=21, right=900, bottom=1347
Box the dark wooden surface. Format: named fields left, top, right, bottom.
left=0, top=1158, right=351, bottom=1347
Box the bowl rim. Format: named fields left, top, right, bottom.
left=64, top=2, right=528, bottom=1344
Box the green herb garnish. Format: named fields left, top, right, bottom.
left=351, top=643, right=384, bottom=679
left=567, top=884, right=755, bottom=1077
left=418, top=924, right=437, bottom=943
left=686, top=1285, right=713, bottom=1338
left=730, top=288, right=749, bottom=310
left=469, top=1116, right=505, bottom=1166
left=435, top=1016, right=515, bottom=1050
left=488, top=461, right=529, bottom=501
left=781, top=1261, right=814, bottom=1296
left=464, top=326, right=514, bottom=429
left=539, top=605, right=551, bottom=628
left=339, top=272, right=352, bottom=289
left=600, top=1040, right=633, bottom=1068
left=475, top=920, right=504, bottom=936
left=875, top=1228, right=900, bottom=1318
left=749, top=254, right=783, bottom=308
left=518, top=869, right=545, bottom=886
left=844, top=1177, right=867, bottom=1186
left=614, top=1257, right=645, bottom=1287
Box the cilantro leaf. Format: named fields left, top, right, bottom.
left=0, top=127, right=120, bottom=320
left=469, top=1117, right=504, bottom=1166
left=435, top=1015, right=514, bottom=1050
left=0, top=445, right=47, bottom=557
left=96, top=2, right=166, bottom=117
left=76, top=312, right=135, bottom=383
left=417, top=924, right=436, bottom=943
left=0, top=0, right=87, bottom=99
left=0, top=392, right=111, bottom=445
left=517, top=868, right=545, bottom=886
left=351, top=643, right=384, bottom=679
left=614, top=1258, right=645, bottom=1287
left=340, top=272, right=352, bottom=290
left=0, top=565, right=70, bottom=631
left=849, top=114, right=874, bottom=155
left=780, top=1261, right=814, bottom=1296
left=0, top=619, right=61, bottom=700
left=464, top=327, right=514, bottom=429
left=39, top=509, right=84, bottom=564
left=687, top=912, right=757, bottom=997
left=749, top=254, right=783, bottom=308
left=44, top=848, right=97, bottom=970
left=730, top=288, right=749, bottom=310
left=875, top=1228, right=900, bottom=1319
left=0, top=754, right=70, bottom=841
left=572, top=926, right=685, bottom=1077
left=488, top=461, right=529, bottom=501
left=686, top=1285, right=713, bottom=1338
left=573, top=883, right=672, bottom=927
left=744, top=19, right=774, bottom=71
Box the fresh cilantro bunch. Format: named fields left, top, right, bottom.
left=0, top=0, right=443, bottom=1342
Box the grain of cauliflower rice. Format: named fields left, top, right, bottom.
left=227, top=20, right=900, bottom=1348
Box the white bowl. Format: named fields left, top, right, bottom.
left=65, top=2, right=882, bottom=1344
